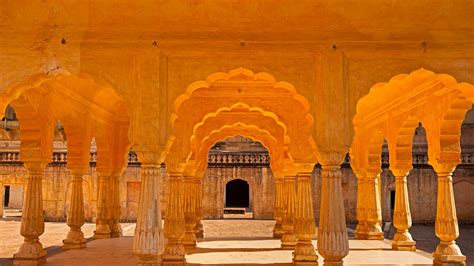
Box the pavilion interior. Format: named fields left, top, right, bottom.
left=0, top=1, right=473, bottom=265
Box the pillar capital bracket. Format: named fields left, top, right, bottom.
left=317, top=150, right=347, bottom=166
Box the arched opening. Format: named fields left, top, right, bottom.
left=225, top=179, right=250, bottom=208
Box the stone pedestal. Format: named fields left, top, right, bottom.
left=13, top=168, right=47, bottom=265
left=391, top=169, right=416, bottom=251
left=432, top=165, right=466, bottom=265
left=293, top=173, right=318, bottom=264
left=63, top=170, right=87, bottom=249
left=133, top=164, right=164, bottom=265
left=162, top=172, right=186, bottom=264
left=281, top=176, right=297, bottom=249
left=318, top=165, right=349, bottom=265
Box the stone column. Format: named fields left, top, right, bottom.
left=162, top=172, right=186, bottom=264
left=94, top=170, right=111, bottom=239
left=109, top=171, right=122, bottom=237
left=390, top=168, right=416, bottom=251
left=432, top=164, right=466, bottom=265
left=13, top=163, right=47, bottom=264
left=193, top=177, right=204, bottom=238
left=318, top=163, right=349, bottom=265
left=63, top=167, right=87, bottom=249
left=354, top=170, right=367, bottom=239
left=365, top=169, right=384, bottom=240
left=281, top=175, right=297, bottom=249
left=0, top=181, right=4, bottom=218
left=273, top=175, right=285, bottom=238
left=293, top=172, right=318, bottom=264
left=133, top=163, right=164, bottom=265
left=182, top=175, right=197, bottom=248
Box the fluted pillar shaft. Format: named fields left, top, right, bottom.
left=182, top=175, right=197, bottom=248
left=109, top=172, right=122, bottom=237
left=14, top=167, right=47, bottom=264
left=280, top=176, right=297, bottom=249
left=94, top=172, right=111, bottom=239
left=365, top=170, right=384, bottom=240
left=432, top=165, right=466, bottom=265
left=391, top=169, right=416, bottom=251
left=273, top=176, right=285, bottom=238
left=193, top=177, right=204, bottom=238
left=133, top=164, right=164, bottom=265
left=162, top=172, right=186, bottom=264
left=318, top=165, right=349, bottom=265
left=293, top=172, right=318, bottom=263
left=354, top=173, right=367, bottom=239
left=63, top=169, right=87, bottom=249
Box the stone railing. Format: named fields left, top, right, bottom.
left=0, top=150, right=472, bottom=168
left=207, top=152, right=270, bottom=167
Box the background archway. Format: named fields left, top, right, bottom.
left=225, top=179, right=250, bottom=208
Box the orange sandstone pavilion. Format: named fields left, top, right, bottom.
left=0, top=1, right=473, bottom=265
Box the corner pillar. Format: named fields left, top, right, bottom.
left=63, top=167, right=88, bottom=249
left=365, top=169, right=384, bottom=240
left=273, top=175, right=285, bottom=238
left=354, top=170, right=368, bottom=239
left=94, top=170, right=111, bottom=239
left=390, top=168, right=416, bottom=251
left=133, top=161, right=164, bottom=265
left=432, top=163, right=466, bottom=265
left=293, top=172, right=318, bottom=264
left=162, top=171, right=186, bottom=264
left=318, top=154, right=349, bottom=266
left=193, top=177, right=204, bottom=239
left=109, top=170, right=123, bottom=237
left=182, top=175, right=197, bottom=248
left=13, top=162, right=48, bottom=264
left=280, top=175, right=297, bottom=249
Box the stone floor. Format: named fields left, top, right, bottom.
left=0, top=219, right=472, bottom=265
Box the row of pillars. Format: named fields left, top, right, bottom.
left=12, top=159, right=466, bottom=265
left=350, top=164, right=465, bottom=265
left=13, top=161, right=123, bottom=265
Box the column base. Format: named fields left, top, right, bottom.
left=162, top=242, right=186, bottom=264
left=281, top=232, right=298, bottom=249
left=354, top=223, right=368, bottom=240
left=292, top=239, right=318, bottom=263
left=94, top=224, right=111, bottom=239
left=273, top=222, right=284, bottom=238
left=63, top=230, right=87, bottom=249
left=432, top=241, right=466, bottom=266
left=194, top=221, right=204, bottom=239
left=391, top=231, right=416, bottom=251
left=110, top=223, right=123, bottom=238
left=322, top=259, right=343, bottom=266
left=13, top=240, right=47, bottom=264
left=183, top=231, right=197, bottom=248
left=137, top=255, right=161, bottom=266
left=366, top=223, right=384, bottom=240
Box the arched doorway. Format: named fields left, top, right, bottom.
left=225, top=179, right=250, bottom=208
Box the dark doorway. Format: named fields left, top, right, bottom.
left=4, top=185, right=10, bottom=207
left=390, top=190, right=395, bottom=219
left=225, top=179, right=249, bottom=208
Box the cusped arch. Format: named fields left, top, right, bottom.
left=169, top=68, right=318, bottom=164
